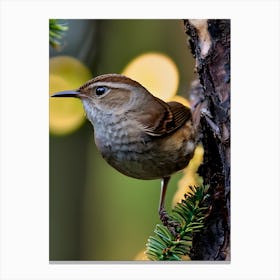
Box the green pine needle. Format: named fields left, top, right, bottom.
left=49, top=19, right=68, bottom=49
left=145, top=185, right=209, bottom=261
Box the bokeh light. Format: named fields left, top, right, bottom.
left=170, top=95, right=190, bottom=108
left=49, top=56, right=92, bottom=135
left=50, top=56, right=92, bottom=88
left=134, top=249, right=149, bottom=261
left=172, top=145, right=204, bottom=206
left=122, top=52, right=179, bottom=101
left=49, top=74, right=85, bottom=135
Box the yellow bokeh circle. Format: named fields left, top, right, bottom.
left=134, top=249, right=149, bottom=261
left=50, top=56, right=92, bottom=89
left=170, top=95, right=190, bottom=108
left=172, top=145, right=204, bottom=206
left=49, top=74, right=85, bottom=135
left=49, top=56, right=92, bottom=135
left=122, top=53, right=179, bottom=101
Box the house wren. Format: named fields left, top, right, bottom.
left=51, top=74, right=196, bottom=227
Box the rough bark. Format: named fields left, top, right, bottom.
left=184, top=19, right=230, bottom=260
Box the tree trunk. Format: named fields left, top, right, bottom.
left=184, top=19, right=230, bottom=260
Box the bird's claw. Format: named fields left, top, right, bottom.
left=159, top=208, right=181, bottom=237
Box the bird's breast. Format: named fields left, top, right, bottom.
left=93, top=117, right=195, bottom=180
left=94, top=117, right=151, bottom=158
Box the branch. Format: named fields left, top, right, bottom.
left=49, top=19, right=68, bottom=49
left=145, top=185, right=209, bottom=261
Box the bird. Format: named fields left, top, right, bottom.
left=51, top=73, right=196, bottom=231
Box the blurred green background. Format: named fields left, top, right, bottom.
left=49, top=19, right=195, bottom=261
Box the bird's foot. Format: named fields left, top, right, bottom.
left=159, top=208, right=181, bottom=237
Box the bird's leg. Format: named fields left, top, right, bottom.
left=158, top=176, right=180, bottom=236
left=159, top=177, right=169, bottom=212
left=158, top=176, right=170, bottom=225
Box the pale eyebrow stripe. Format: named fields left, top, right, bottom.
left=88, top=82, right=133, bottom=89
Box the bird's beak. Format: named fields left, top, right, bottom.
left=51, top=90, right=80, bottom=98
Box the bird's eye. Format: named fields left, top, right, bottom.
left=95, top=86, right=108, bottom=96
